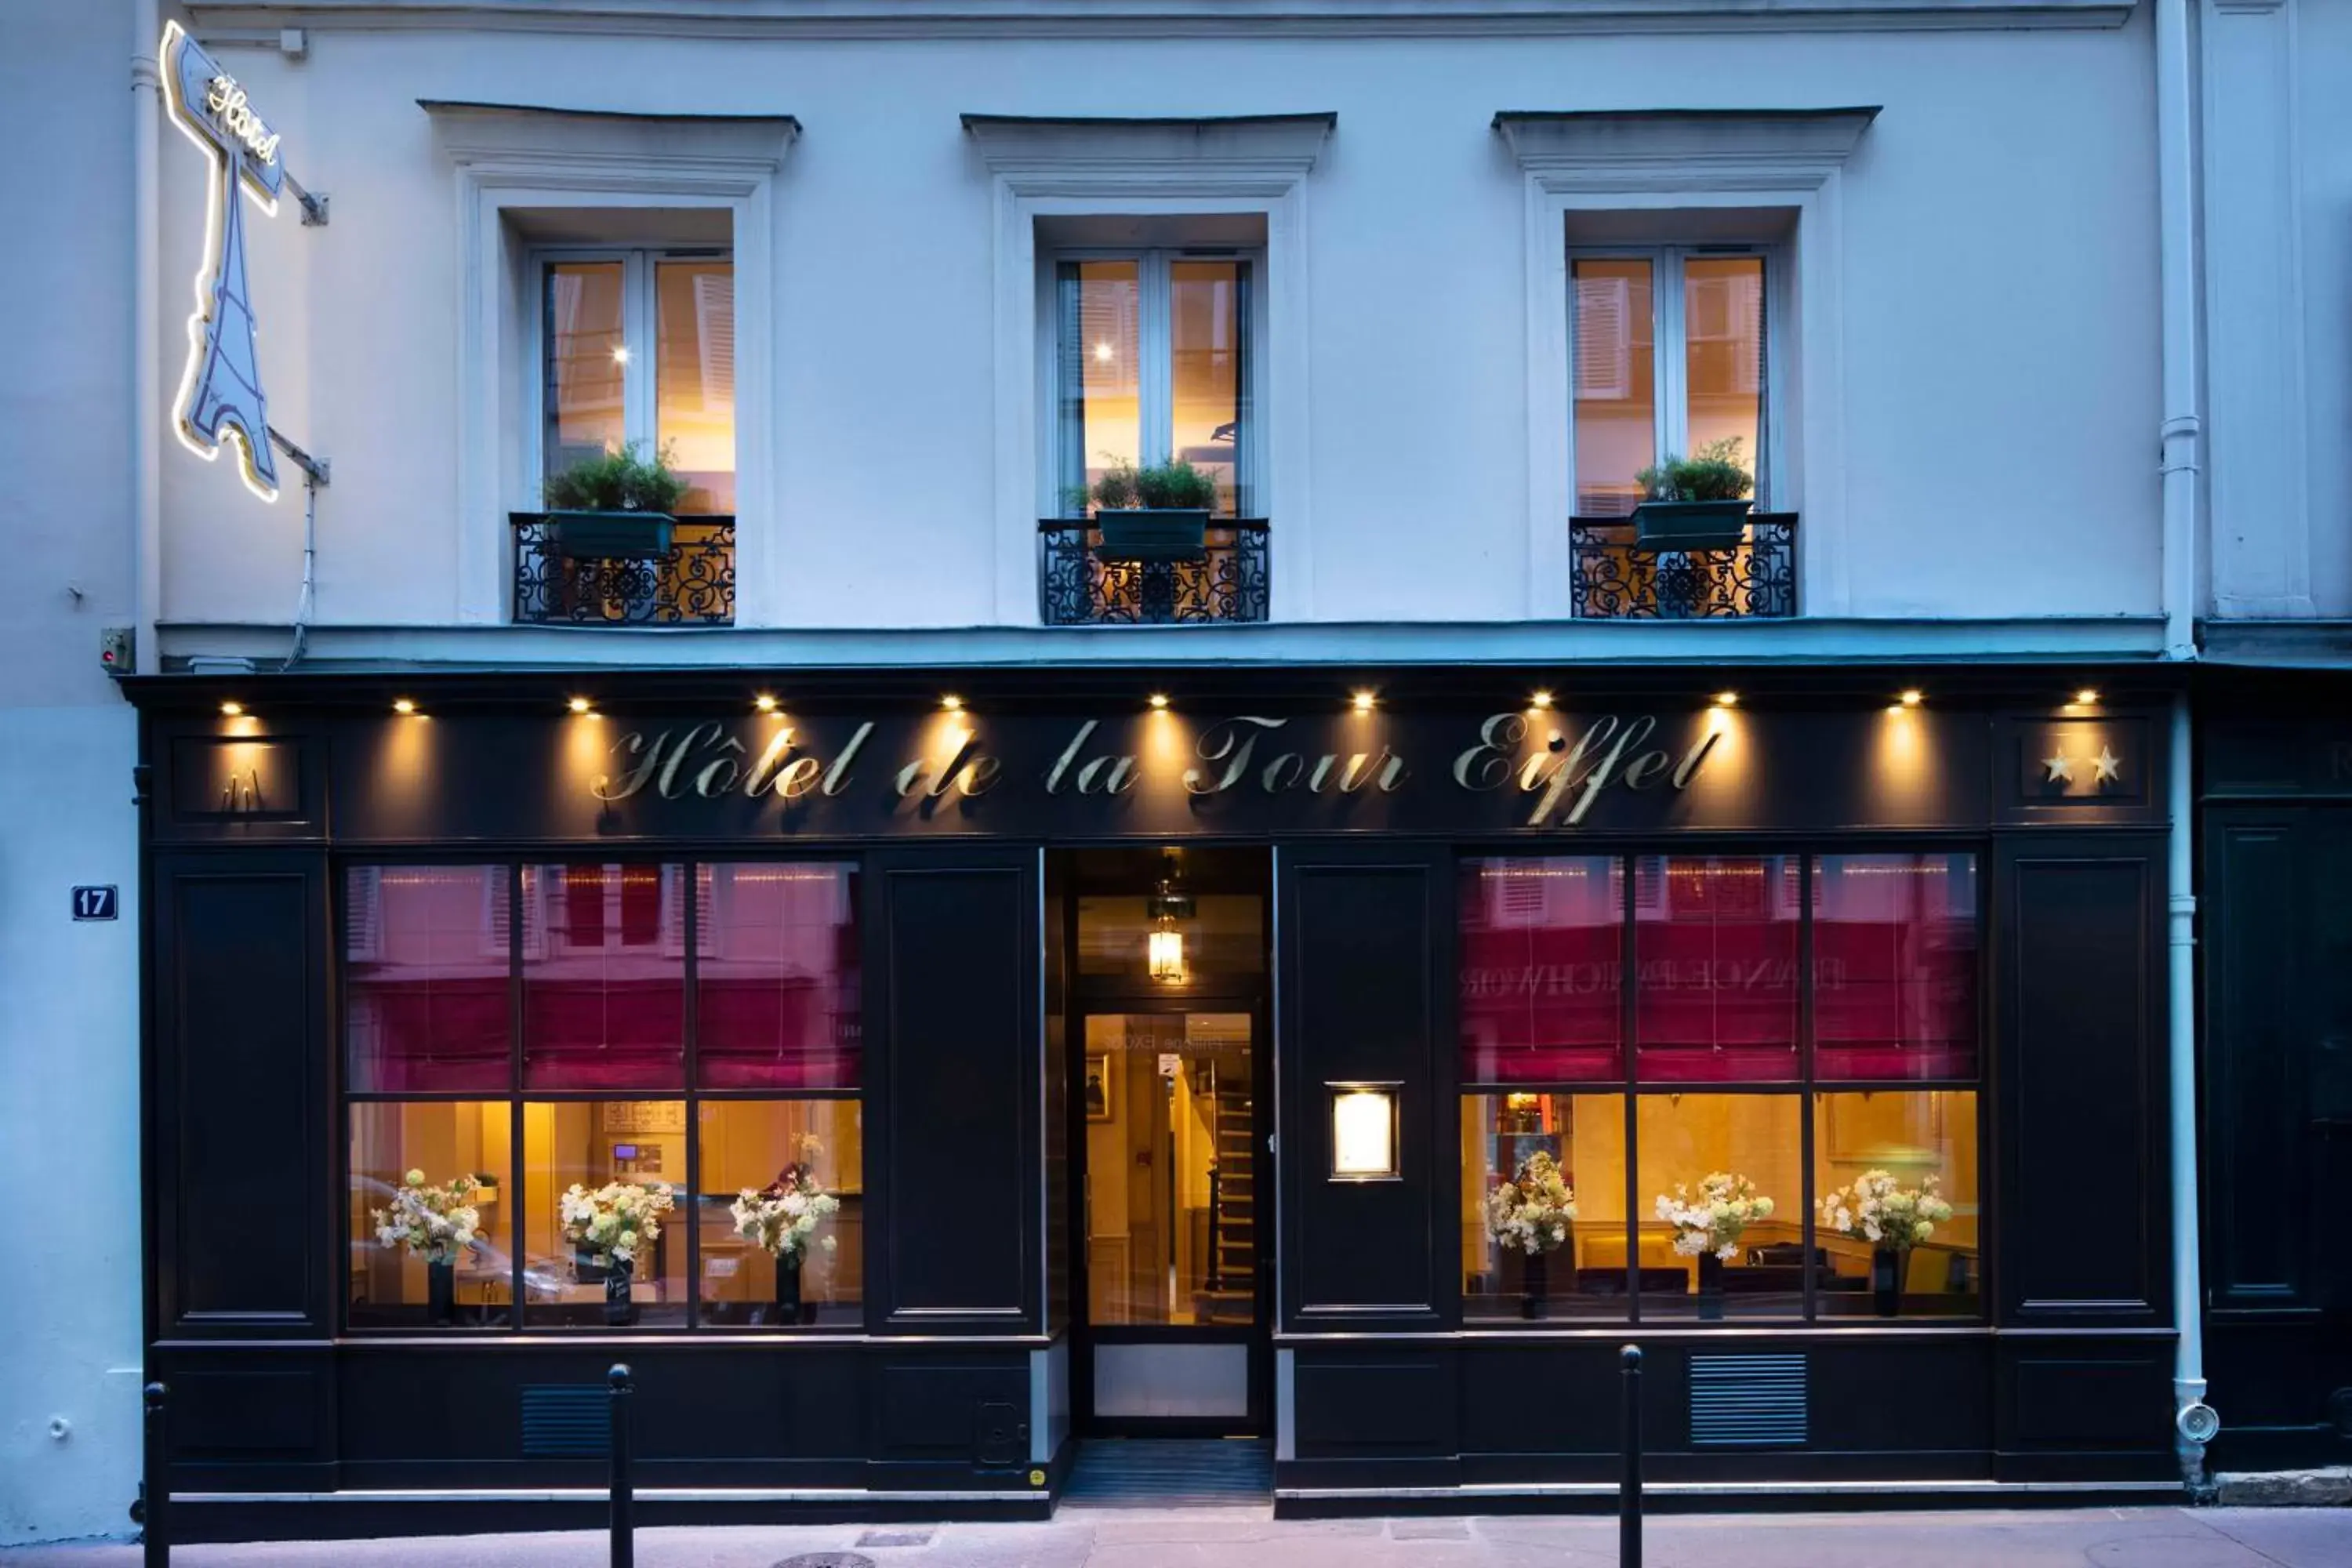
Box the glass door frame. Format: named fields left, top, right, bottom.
left=1066, top=985, right=1273, bottom=1438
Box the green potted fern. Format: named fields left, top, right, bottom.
left=543, top=441, right=688, bottom=560
left=1632, top=437, right=1755, bottom=550
left=1079, top=456, right=1220, bottom=562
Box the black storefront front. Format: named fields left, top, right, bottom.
left=132, top=667, right=2185, bottom=1537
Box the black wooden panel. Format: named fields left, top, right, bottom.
left=872, top=851, right=1039, bottom=1330
left=1293, top=1351, right=1457, bottom=1457
left=173, top=1370, right=321, bottom=1455
left=1457, top=1342, right=1621, bottom=1457
left=2205, top=812, right=2310, bottom=1309
left=2007, top=1355, right=2170, bottom=1450
left=1279, top=848, right=1448, bottom=1330
left=1998, top=841, right=2166, bottom=1323
left=157, top=858, right=328, bottom=1331
left=876, top=1359, right=1029, bottom=1463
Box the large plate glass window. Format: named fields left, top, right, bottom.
left=1457, top=851, right=1981, bottom=1325
left=543, top=249, right=736, bottom=514
left=1052, top=249, right=1259, bottom=518
left=342, top=861, right=862, bottom=1334
left=1571, top=249, right=1769, bottom=517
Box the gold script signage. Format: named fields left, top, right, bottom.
left=586, top=711, right=1719, bottom=830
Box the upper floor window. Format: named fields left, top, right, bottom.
left=1571, top=249, right=1770, bottom=518
left=542, top=249, right=736, bottom=514
left=1049, top=247, right=1261, bottom=519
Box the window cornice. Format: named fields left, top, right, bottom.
left=193, top=2, right=2135, bottom=39
left=1494, top=108, right=1878, bottom=193
left=963, top=114, right=1334, bottom=184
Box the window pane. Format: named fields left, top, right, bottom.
left=697, top=864, right=861, bottom=1090
left=545, top=261, right=626, bottom=482
left=1461, top=1092, right=1624, bottom=1320
left=1813, top=854, right=1980, bottom=1080
left=1572, top=256, right=1655, bottom=517
left=695, top=1100, right=862, bottom=1327
left=1171, top=259, right=1247, bottom=516
left=349, top=1102, right=512, bottom=1329
left=1634, top=857, right=1799, bottom=1081
left=345, top=866, right=511, bottom=1094
left=1682, top=256, right=1764, bottom=499
left=521, top=1099, right=687, bottom=1327
left=1459, top=858, right=1624, bottom=1083
left=1061, top=260, right=1140, bottom=513
left=655, top=259, right=735, bottom=514
left=1084, top=1012, right=1256, bottom=1327
left=1814, top=1091, right=1980, bottom=1319
left=522, top=865, right=684, bottom=1091
left=1634, top=1094, right=1803, bottom=1319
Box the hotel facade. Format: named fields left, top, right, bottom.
left=4, top=0, right=2350, bottom=1543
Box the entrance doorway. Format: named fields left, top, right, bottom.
left=1059, top=847, right=1270, bottom=1436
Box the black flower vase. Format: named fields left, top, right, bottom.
left=1521, top=1250, right=1549, bottom=1320
left=1697, top=1252, right=1726, bottom=1321
left=774, top=1251, right=804, bottom=1327
left=1871, top=1246, right=1903, bottom=1319
left=604, top=1258, right=636, bottom=1327
left=427, top=1259, right=456, bottom=1327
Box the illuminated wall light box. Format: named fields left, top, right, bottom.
left=1329, top=1082, right=1401, bottom=1181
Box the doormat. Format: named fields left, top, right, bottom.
left=1062, top=1439, right=1273, bottom=1508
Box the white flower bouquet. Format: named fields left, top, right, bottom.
left=371, top=1170, right=484, bottom=1265
left=1817, top=1169, right=1951, bottom=1250
left=730, top=1159, right=841, bottom=1264
left=1654, top=1171, right=1776, bottom=1261
left=1483, top=1150, right=1577, bottom=1256
left=559, top=1180, right=674, bottom=1269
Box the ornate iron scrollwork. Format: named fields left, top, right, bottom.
left=512, top=514, right=735, bottom=626
left=1039, top=519, right=1272, bottom=626
left=1568, top=514, right=1797, bottom=619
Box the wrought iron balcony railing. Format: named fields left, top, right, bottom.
left=512, top=513, right=735, bottom=626
left=1568, top=512, right=1797, bottom=619
left=1039, top=517, right=1271, bottom=626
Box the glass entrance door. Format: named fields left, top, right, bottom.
left=1082, top=1008, right=1260, bottom=1427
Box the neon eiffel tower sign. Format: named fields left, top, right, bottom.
left=162, top=21, right=287, bottom=501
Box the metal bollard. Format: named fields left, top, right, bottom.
left=608, top=1363, right=634, bottom=1568
left=143, top=1381, right=169, bottom=1568
left=1620, top=1345, right=1642, bottom=1568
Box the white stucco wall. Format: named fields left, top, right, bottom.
left=154, top=8, right=2165, bottom=637
left=0, top=0, right=145, bottom=1547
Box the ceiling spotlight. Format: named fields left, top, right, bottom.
left=1149, top=693, right=1170, bottom=710
left=392, top=698, right=417, bottom=716
left=1714, top=691, right=1739, bottom=708
left=942, top=694, right=964, bottom=712
left=1352, top=690, right=1377, bottom=713
left=218, top=700, right=244, bottom=717
left=2074, top=688, right=2100, bottom=706
left=611, top=344, right=632, bottom=365
left=1529, top=690, right=1554, bottom=710
left=754, top=694, right=778, bottom=713
left=1898, top=689, right=1924, bottom=708
left=568, top=697, right=592, bottom=715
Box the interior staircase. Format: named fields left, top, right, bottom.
left=1198, top=1066, right=1254, bottom=1324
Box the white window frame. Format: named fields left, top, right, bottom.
left=528, top=245, right=737, bottom=507
left=1496, top=109, right=1874, bottom=619
left=427, top=103, right=793, bottom=626
left=967, top=114, right=1330, bottom=623
left=1566, top=244, right=1787, bottom=516
left=1039, top=245, right=1270, bottom=518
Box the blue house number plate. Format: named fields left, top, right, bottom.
left=71, top=886, right=118, bottom=921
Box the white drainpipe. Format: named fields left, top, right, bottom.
left=132, top=0, right=162, bottom=673
left=2155, top=0, right=2217, bottom=1492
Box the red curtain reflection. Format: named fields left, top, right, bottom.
left=1812, top=853, right=1978, bottom=1080
left=345, top=866, right=511, bottom=1093
left=1633, top=856, right=1799, bottom=1082
left=696, top=864, right=862, bottom=1090
left=1458, top=858, right=1623, bottom=1083
left=521, top=865, right=684, bottom=1091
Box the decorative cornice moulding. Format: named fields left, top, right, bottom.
left=191, top=0, right=2137, bottom=40
left=1494, top=107, right=1880, bottom=190
left=420, top=100, right=800, bottom=177
left=963, top=113, right=1335, bottom=180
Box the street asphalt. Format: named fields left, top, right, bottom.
left=2, top=1507, right=2350, bottom=1567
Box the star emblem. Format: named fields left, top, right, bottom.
left=2093, top=746, right=2122, bottom=785
left=2042, top=752, right=2075, bottom=784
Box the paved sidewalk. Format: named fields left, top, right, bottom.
left=5, top=1508, right=2350, bottom=1567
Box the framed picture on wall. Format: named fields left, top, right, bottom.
left=1822, top=1091, right=1944, bottom=1167
left=1084, top=1052, right=1114, bottom=1123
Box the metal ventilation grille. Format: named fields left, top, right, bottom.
left=1688, top=1353, right=1808, bottom=1446
left=520, top=1385, right=608, bottom=1457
